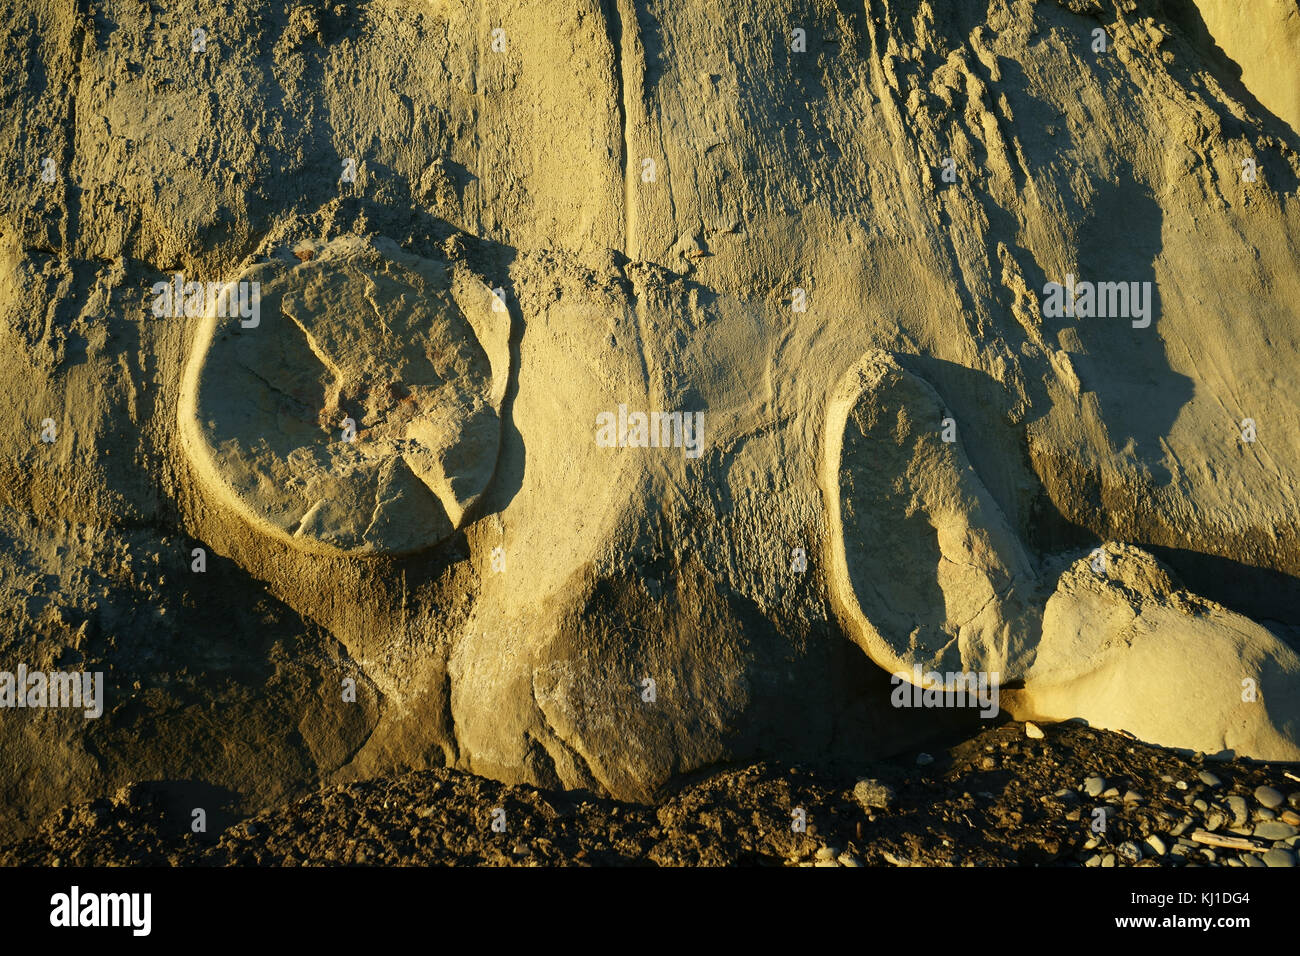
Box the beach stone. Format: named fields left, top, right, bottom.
left=1227, top=795, right=1249, bottom=826
left=1255, top=786, right=1285, bottom=809
left=1116, top=841, right=1143, bottom=864
left=1253, top=821, right=1297, bottom=841
left=1262, top=848, right=1296, bottom=867
left=1143, top=834, right=1167, bottom=857
left=1198, top=771, right=1222, bottom=788
left=1084, top=776, right=1106, bottom=797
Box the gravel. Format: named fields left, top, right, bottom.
left=4, top=721, right=1298, bottom=869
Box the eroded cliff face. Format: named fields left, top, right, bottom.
left=1, top=0, right=1298, bottom=832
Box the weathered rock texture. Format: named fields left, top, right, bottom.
left=1, top=0, right=1298, bottom=834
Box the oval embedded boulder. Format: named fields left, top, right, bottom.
left=178, top=235, right=510, bottom=556
left=822, top=350, right=1041, bottom=680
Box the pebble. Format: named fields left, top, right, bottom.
left=1084, top=776, right=1106, bottom=797
left=1101, top=853, right=1116, bottom=867
left=1205, top=811, right=1225, bottom=832
left=85, top=806, right=109, bottom=829
left=1281, top=810, right=1300, bottom=826
left=815, top=846, right=838, bottom=861
left=1227, top=795, right=1249, bottom=826
left=1255, top=786, right=1285, bottom=809
left=838, top=852, right=863, bottom=867
left=1055, top=788, right=1079, bottom=803
left=1198, top=771, right=1223, bottom=788
left=1083, top=836, right=1100, bottom=850
left=1242, top=853, right=1267, bottom=868
left=981, top=756, right=997, bottom=770
left=1289, top=792, right=1300, bottom=810
left=916, top=753, right=934, bottom=767
left=1170, top=816, right=1194, bottom=837
left=1116, top=841, right=1142, bottom=864
left=853, top=778, right=896, bottom=811
left=1123, top=790, right=1142, bottom=804
left=1102, top=788, right=1120, bottom=799
left=1262, top=848, right=1296, bottom=868
left=1193, top=798, right=1208, bottom=813
left=1025, top=721, right=1045, bottom=739
left=814, top=860, right=838, bottom=867
left=1256, top=808, right=1277, bottom=821
left=1143, top=835, right=1167, bottom=857
left=1175, top=780, right=1188, bottom=790
left=1253, top=821, right=1297, bottom=841
left=1084, top=854, right=1101, bottom=867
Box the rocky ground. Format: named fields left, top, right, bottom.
left=4, top=719, right=1297, bottom=867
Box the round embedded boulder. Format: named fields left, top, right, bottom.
left=178, top=235, right=510, bottom=556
